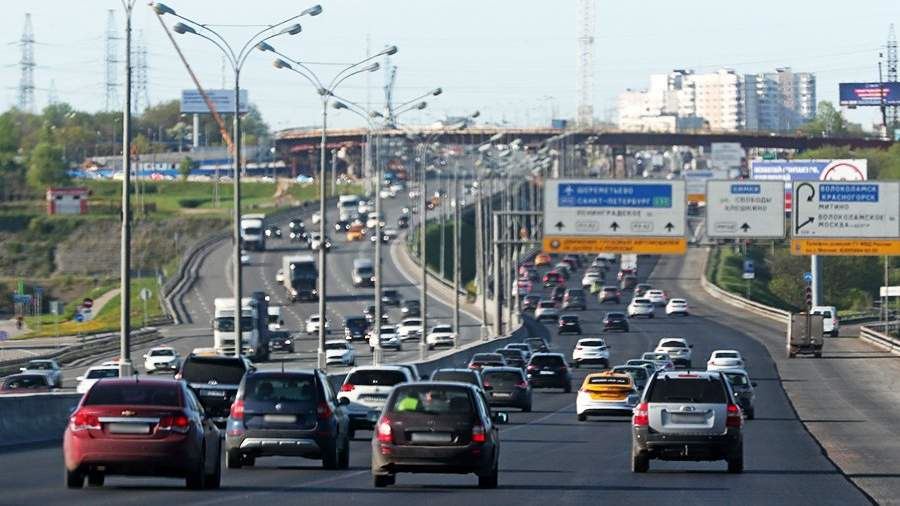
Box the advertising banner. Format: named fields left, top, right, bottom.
left=839, top=82, right=900, bottom=107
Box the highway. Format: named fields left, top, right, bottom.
left=0, top=251, right=873, bottom=504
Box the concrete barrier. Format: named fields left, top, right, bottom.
left=0, top=392, right=82, bottom=448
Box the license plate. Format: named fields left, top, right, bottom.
left=200, top=390, right=226, bottom=398
left=670, top=413, right=704, bottom=424
left=539, top=370, right=555, bottom=375
left=410, top=432, right=452, bottom=444
left=263, top=414, right=297, bottom=424
left=492, top=392, right=511, bottom=398
left=107, top=423, right=151, bottom=435
left=367, top=411, right=380, bottom=422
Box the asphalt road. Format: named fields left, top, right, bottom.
left=0, top=252, right=871, bottom=504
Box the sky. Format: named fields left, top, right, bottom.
left=0, top=0, right=897, bottom=132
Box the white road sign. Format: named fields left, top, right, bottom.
left=139, top=288, right=153, bottom=301
left=180, top=89, right=249, bottom=114
left=543, top=179, right=686, bottom=237
left=706, top=180, right=785, bottom=238
left=792, top=181, right=900, bottom=238
left=710, top=142, right=744, bottom=170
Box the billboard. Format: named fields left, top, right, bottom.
left=750, top=159, right=868, bottom=211
left=839, top=82, right=900, bottom=107
left=180, top=89, right=249, bottom=114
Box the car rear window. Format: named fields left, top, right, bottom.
left=580, top=340, right=605, bottom=347
left=813, top=310, right=832, bottom=318
left=84, top=384, right=182, bottom=407
left=561, top=315, right=579, bottom=322
left=529, top=355, right=565, bottom=367
left=670, top=299, right=686, bottom=304
left=566, top=289, right=585, bottom=297
left=431, top=370, right=478, bottom=385
left=483, top=370, right=524, bottom=384
left=387, top=385, right=473, bottom=414
left=614, top=367, right=648, bottom=380
left=472, top=353, right=503, bottom=362
left=606, top=312, right=625, bottom=319
left=602, top=287, right=617, bottom=292
left=633, top=299, right=651, bottom=304
left=715, top=352, right=739, bottom=359
left=647, top=378, right=727, bottom=404
left=27, top=361, right=53, bottom=370
left=497, top=349, right=522, bottom=358
left=432, top=325, right=452, bottom=333
left=181, top=357, right=247, bottom=385
left=325, top=342, right=347, bottom=350
left=86, top=368, right=119, bottom=380
left=244, top=375, right=317, bottom=402
left=346, top=369, right=407, bottom=386
left=149, top=349, right=175, bottom=357
left=539, top=301, right=556, bottom=308
left=346, top=317, right=367, bottom=328
left=660, top=340, right=686, bottom=348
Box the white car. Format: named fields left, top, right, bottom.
left=627, top=298, right=655, bottom=318
left=571, top=338, right=610, bottom=368
left=707, top=350, right=745, bottom=371
left=379, top=188, right=396, bottom=199
left=534, top=300, right=560, bottom=322
left=666, top=298, right=689, bottom=316
left=368, top=325, right=402, bottom=351
left=396, top=318, right=423, bottom=341
left=358, top=201, right=374, bottom=214
left=366, top=212, right=384, bottom=229
left=641, top=352, right=675, bottom=372
left=581, top=271, right=602, bottom=289
left=426, top=324, right=456, bottom=350
left=143, top=346, right=180, bottom=373
left=311, top=211, right=321, bottom=224
left=76, top=365, right=119, bottom=394
left=325, top=340, right=356, bottom=366
left=305, top=314, right=330, bottom=334
left=645, top=289, right=667, bottom=306
left=276, top=269, right=285, bottom=284
left=811, top=305, right=840, bottom=337
left=240, top=250, right=250, bottom=265
left=654, top=338, right=693, bottom=368
left=338, top=366, right=415, bottom=435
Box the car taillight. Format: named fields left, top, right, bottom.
left=159, top=414, right=191, bottom=434
left=726, top=403, right=743, bottom=428
left=526, top=365, right=537, bottom=372
left=174, top=373, right=182, bottom=380
left=69, top=410, right=100, bottom=431
left=575, top=346, right=582, bottom=351
left=471, top=425, right=486, bottom=443
left=468, top=363, right=479, bottom=369
left=632, top=402, right=649, bottom=426
left=482, top=381, right=492, bottom=389
left=317, top=402, right=333, bottom=420
left=230, top=399, right=245, bottom=420
left=515, top=380, right=528, bottom=389
left=340, top=383, right=355, bottom=392
left=376, top=417, right=393, bottom=443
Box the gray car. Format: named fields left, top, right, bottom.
left=720, top=369, right=757, bottom=419
left=481, top=366, right=532, bottom=412
left=631, top=370, right=744, bottom=473
left=19, top=359, right=62, bottom=388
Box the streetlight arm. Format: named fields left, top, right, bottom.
left=284, top=66, right=324, bottom=95
left=235, top=5, right=316, bottom=67
left=328, top=48, right=392, bottom=90
left=330, top=64, right=378, bottom=94
left=267, top=47, right=325, bottom=90
left=189, top=29, right=238, bottom=70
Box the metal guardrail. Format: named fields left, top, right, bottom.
left=859, top=323, right=900, bottom=354
left=699, top=249, right=790, bottom=324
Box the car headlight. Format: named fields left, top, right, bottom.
left=284, top=339, right=292, bottom=344
left=291, top=289, right=298, bottom=295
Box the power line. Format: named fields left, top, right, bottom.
left=18, top=13, right=35, bottom=113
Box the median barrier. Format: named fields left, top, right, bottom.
left=0, top=392, right=82, bottom=448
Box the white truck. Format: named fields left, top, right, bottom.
left=338, top=195, right=361, bottom=215
left=267, top=305, right=284, bottom=331
left=240, top=213, right=267, bottom=251
left=282, top=254, right=318, bottom=302
left=213, top=296, right=268, bottom=360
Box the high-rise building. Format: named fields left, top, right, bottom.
left=745, top=68, right=816, bottom=132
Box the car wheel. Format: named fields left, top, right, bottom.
left=563, top=384, right=572, bottom=394
left=373, top=474, right=395, bottom=488
left=478, top=467, right=499, bottom=489
left=746, top=408, right=755, bottom=420
left=727, top=443, right=744, bottom=473
left=649, top=314, right=655, bottom=319
left=522, top=403, right=532, bottom=413
left=186, top=456, right=207, bottom=490
left=577, top=413, right=587, bottom=422
left=428, top=344, right=434, bottom=350
left=65, top=468, right=84, bottom=489
left=322, top=443, right=340, bottom=469
left=226, top=449, right=243, bottom=469
left=204, top=448, right=222, bottom=489
left=573, top=362, right=580, bottom=369
left=85, top=470, right=104, bottom=487
left=631, top=449, right=649, bottom=473
left=337, top=439, right=351, bottom=469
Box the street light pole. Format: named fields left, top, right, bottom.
left=419, top=151, right=428, bottom=360
left=453, top=166, right=461, bottom=346
left=119, top=0, right=136, bottom=377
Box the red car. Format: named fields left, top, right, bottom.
left=543, top=270, right=564, bottom=287
left=63, top=378, right=222, bottom=489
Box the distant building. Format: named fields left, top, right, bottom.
left=617, top=67, right=816, bottom=133
left=46, top=187, right=89, bottom=215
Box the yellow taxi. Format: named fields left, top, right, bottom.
left=576, top=371, right=640, bottom=421
left=534, top=252, right=552, bottom=267
left=346, top=223, right=366, bottom=241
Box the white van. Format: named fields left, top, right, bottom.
left=811, top=306, right=839, bottom=337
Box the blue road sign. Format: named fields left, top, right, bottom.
left=12, top=294, right=32, bottom=304
left=557, top=183, right=673, bottom=208
left=803, top=272, right=813, bottom=283
left=743, top=260, right=755, bottom=274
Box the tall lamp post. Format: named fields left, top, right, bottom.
left=264, top=44, right=396, bottom=368
left=152, top=2, right=319, bottom=357
left=119, top=0, right=137, bottom=378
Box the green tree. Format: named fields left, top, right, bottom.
left=26, top=141, right=68, bottom=190
left=178, top=156, right=194, bottom=181
left=798, top=101, right=865, bottom=138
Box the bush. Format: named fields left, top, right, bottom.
left=177, top=198, right=206, bottom=208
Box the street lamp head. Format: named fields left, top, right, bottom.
left=416, top=101, right=427, bottom=110
left=172, top=22, right=197, bottom=35
left=151, top=2, right=175, bottom=16
left=471, top=110, right=481, bottom=118
left=302, top=4, right=323, bottom=16
left=333, top=101, right=349, bottom=110
left=379, top=45, right=399, bottom=56
left=365, top=62, right=380, bottom=72
left=273, top=58, right=293, bottom=70
left=256, top=41, right=275, bottom=52
left=431, top=87, right=443, bottom=96
left=280, top=24, right=302, bottom=35
left=489, top=132, right=504, bottom=142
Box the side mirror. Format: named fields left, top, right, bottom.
left=689, top=344, right=694, bottom=348
left=751, top=382, right=758, bottom=387
left=142, top=354, right=148, bottom=359
left=492, top=412, right=509, bottom=424
left=338, top=396, right=350, bottom=406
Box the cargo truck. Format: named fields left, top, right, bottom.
left=212, top=292, right=270, bottom=361
left=282, top=254, right=318, bottom=302
left=787, top=312, right=824, bottom=358
left=240, top=213, right=267, bottom=251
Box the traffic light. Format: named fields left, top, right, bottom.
left=804, top=286, right=813, bottom=309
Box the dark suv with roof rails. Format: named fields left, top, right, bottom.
left=178, top=353, right=255, bottom=429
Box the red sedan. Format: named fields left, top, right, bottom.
left=63, top=378, right=222, bottom=489
left=543, top=270, right=564, bottom=287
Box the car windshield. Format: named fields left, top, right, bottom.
left=431, top=370, right=478, bottom=385
left=387, top=385, right=473, bottom=415
left=180, top=357, right=247, bottom=385
left=26, top=361, right=53, bottom=370
left=84, top=384, right=182, bottom=407
left=530, top=355, right=565, bottom=367
left=244, top=375, right=316, bottom=403
left=723, top=372, right=750, bottom=387
left=346, top=369, right=407, bottom=386
left=149, top=349, right=174, bottom=357
left=647, top=377, right=728, bottom=404
left=85, top=368, right=119, bottom=379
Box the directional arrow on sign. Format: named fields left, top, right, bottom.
left=555, top=221, right=565, bottom=231
left=665, top=222, right=674, bottom=232
left=610, top=222, right=620, bottom=231
left=740, top=223, right=751, bottom=233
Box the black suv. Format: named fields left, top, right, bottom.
left=631, top=370, right=744, bottom=473
left=525, top=353, right=572, bottom=393
left=225, top=370, right=351, bottom=470
left=344, top=316, right=369, bottom=342
left=178, top=353, right=255, bottom=428
left=603, top=312, right=630, bottom=332
left=401, top=299, right=421, bottom=317
left=558, top=314, right=582, bottom=334
left=381, top=289, right=402, bottom=306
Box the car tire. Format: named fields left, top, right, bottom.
left=373, top=474, right=395, bottom=488
left=337, top=439, right=350, bottom=469
left=87, top=471, right=104, bottom=487
left=478, top=467, right=499, bottom=489
left=563, top=384, right=572, bottom=394
left=428, top=344, right=434, bottom=350
left=226, top=449, right=243, bottom=469
left=65, top=468, right=84, bottom=489
left=522, top=403, right=532, bottom=413
left=631, top=450, right=649, bottom=473
left=204, top=449, right=222, bottom=489
left=322, top=443, right=340, bottom=470
left=727, top=444, right=743, bottom=473
left=746, top=408, right=755, bottom=420
left=649, top=314, right=655, bottom=319
left=577, top=413, right=587, bottom=422
left=186, top=457, right=207, bottom=490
